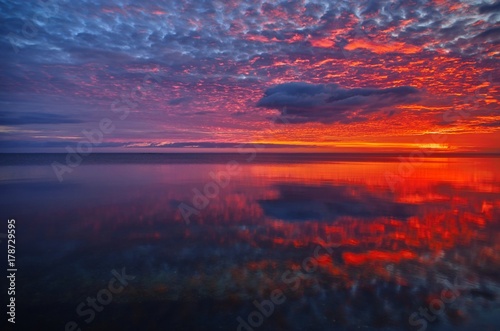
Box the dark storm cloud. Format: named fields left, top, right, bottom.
left=256, top=82, right=420, bottom=124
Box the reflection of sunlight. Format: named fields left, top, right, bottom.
left=10, top=156, right=500, bottom=329
left=417, top=143, right=449, bottom=149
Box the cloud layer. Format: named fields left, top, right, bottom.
left=0, top=0, right=498, bottom=151
left=257, top=83, right=420, bottom=124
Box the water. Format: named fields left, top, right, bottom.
left=1, top=154, right=499, bottom=331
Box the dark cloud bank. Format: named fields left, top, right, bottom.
left=257, top=82, right=420, bottom=124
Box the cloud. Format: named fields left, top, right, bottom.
left=168, top=97, right=193, bottom=105
left=0, top=140, right=124, bottom=149
left=0, top=111, right=82, bottom=126
left=0, top=140, right=304, bottom=150
left=0, top=0, right=497, bottom=150
left=475, top=27, right=500, bottom=40
left=139, top=142, right=302, bottom=148
left=256, top=82, right=420, bottom=124
left=478, top=1, right=500, bottom=14
left=344, top=40, right=422, bottom=54
left=477, top=120, right=500, bottom=127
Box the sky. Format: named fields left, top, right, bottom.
left=0, top=0, right=499, bottom=152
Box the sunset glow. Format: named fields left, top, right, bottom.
left=1, top=0, right=498, bottom=152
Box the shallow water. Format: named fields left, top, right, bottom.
left=1, top=154, right=499, bottom=331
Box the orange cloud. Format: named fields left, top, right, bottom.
left=310, top=38, right=335, bottom=48
left=345, top=39, right=422, bottom=54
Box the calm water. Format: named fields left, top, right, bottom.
left=1, top=154, right=499, bottom=331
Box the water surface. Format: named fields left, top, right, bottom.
left=1, top=154, right=499, bottom=331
